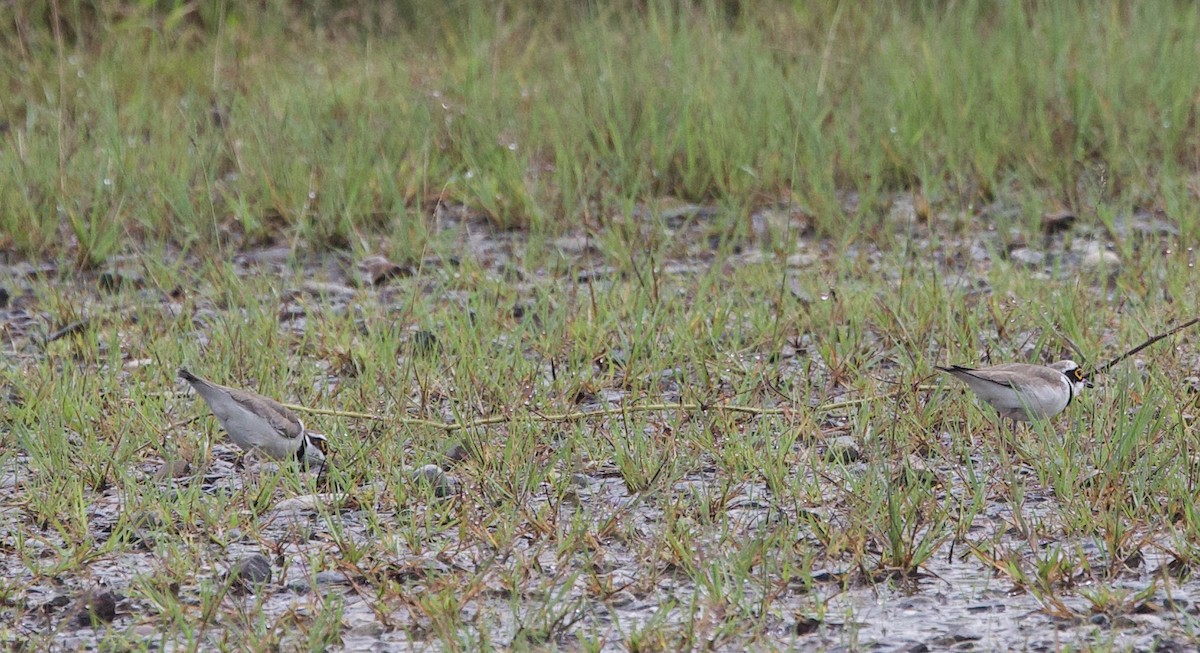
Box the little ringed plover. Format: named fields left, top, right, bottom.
left=178, top=368, right=328, bottom=468
left=936, top=359, right=1089, bottom=423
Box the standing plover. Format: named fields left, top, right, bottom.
left=936, top=360, right=1089, bottom=422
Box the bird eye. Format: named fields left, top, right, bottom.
left=1073, top=369, right=1085, bottom=381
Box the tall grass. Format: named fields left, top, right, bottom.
left=2, top=1, right=1198, bottom=264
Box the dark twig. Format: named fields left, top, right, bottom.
left=42, top=318, right=90, bottom=345
left=1093, top=317, right=1200, bottom=375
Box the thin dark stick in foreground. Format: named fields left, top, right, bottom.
left=1093, top=317, right=1200, bottom=375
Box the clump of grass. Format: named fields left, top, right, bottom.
left=4, top=2, right=1200, bottom=262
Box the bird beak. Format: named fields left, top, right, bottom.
left=307, top=432, right=329, bottom=455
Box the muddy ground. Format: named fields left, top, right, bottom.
left=1, top=199, right=1197, bottom=651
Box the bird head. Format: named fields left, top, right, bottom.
left=1051, top=359, right=1091, bottom=392
left=300, top=430, right=329, bottom=469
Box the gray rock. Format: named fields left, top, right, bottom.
left=410, top=330, right=439, bottom=355
left=285, top=580, right=312, bottom=594
left=793, top=615, right=821, bottom=635
left=270, top=494, right=337, bottom=516
left=154, top=459, right=193, bottom=480
left=360, top=255, right=412, bottom=286
left=1078, top=242, right=1120, bottom=275
left=345, top=622, right=385, bottom=638
left=1009, top=247, right=1045, bottom=266
left=297, top=281, right=357, bottom=300
left=787, top=253, right=817, bottom=268
left=441, top=443, right=470, bottom=467
left=226, top=554, right=272, bottom=594
left=1040, top=210, right=1076, bottom=233
left=825, top=436, right=864, bottom=463
left=412, top=464, right=458, bottom=498
left=948, top=626, right=982, bottom=642
left=125, top=510, right=168, bottom=548
left=66, top=589, right=119, bottom=629
left=552, top=234, right=596, bottom=255
left=314, top=570, right=355, bottom=586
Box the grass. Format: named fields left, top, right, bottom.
left=5, top=2, right=1200, bottom=262
left=1, top=0, right=1199, bottom=650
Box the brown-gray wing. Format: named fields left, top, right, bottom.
left=942, top=365, right=1020, bottom=389
left=225, top=390, right=305, bottom=440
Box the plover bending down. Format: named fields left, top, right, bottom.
left=179, top=368, right=327, bottom=468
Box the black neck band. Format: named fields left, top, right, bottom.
left=1062, top=372, right=1076, bottom=407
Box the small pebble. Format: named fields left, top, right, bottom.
left=793, top=615, right=821, bottom=635
left=97, top=272, right=123, bottom=293
left=412, top=464, right=457, bottom=498
left=154, top=459, right=193, bottom=480
left=441, top=443, right=469, bottom=467
left=286, top=581, right=311, bottom=595
left=1183, top=376, right=1200, bottom=394
left=1080, top=242, right=1120, bottom=275
left=225, top=554, right=272, bottom=594
left=1009, top=247, right=1046, bottom=267
left=948, top=627, right=982, bottom=642
left=314, top=570, right=354, bottom=586
left=1041, top=210, right=1076, bottom=233
left=129, top=509, right=164, bottom=529
left=360, top=255, right=411, bottom=286
left=824, top=436, right=863, bottom=463
left=411, top=330, right=438, bottom=355
left=40, top=594, right=72, bottom=612
left=67, top=589, right=119, bottom=628
left=346, top=622, right=385, bottom=638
